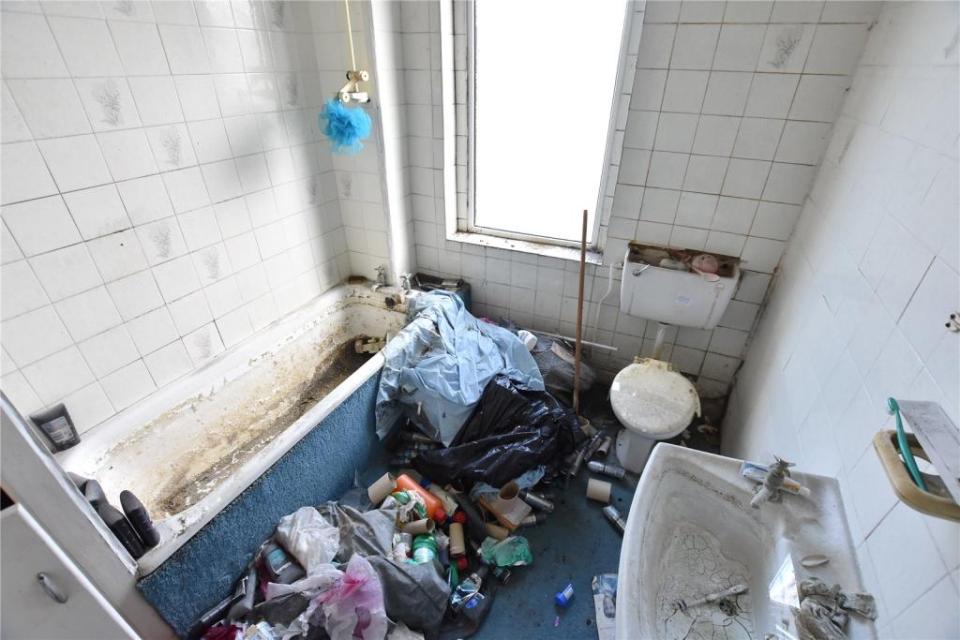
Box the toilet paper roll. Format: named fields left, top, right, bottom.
left=400, top=518, right=436, bottom=535
left=449, top=522, right=465, bottom=556
left=586, top=478, right=612, bottom=503
left=367, top=472, right=395, bottom=506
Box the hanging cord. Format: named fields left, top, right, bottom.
left=344, top=0, right=357, bottom=71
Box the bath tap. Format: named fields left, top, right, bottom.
left=750, top=456, right=795, bottom=508
left=372, top=265, right=387, bottom=291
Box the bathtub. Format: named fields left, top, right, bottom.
left=58, top=283, right=408, bottom=576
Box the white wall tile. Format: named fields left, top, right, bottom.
left=37, top=135, right=113, bottom=192
left=55, top=286, right=121, bottom=342
left=2, top=196, right=81, bottom=256
left=48, top=16, right=123, bottom=76
left=29, top=243, right=102, bottom=300
left=1, top=12, right=67, bottom=78
left=78, top=324, right=138, bottom=377
left=7, top=79, right=91, bottom=138
left=62, top=185, right=131, bottom=239
left=100, top=358, right=155, bottom=409
left=129, top=76, right=183, bottom=126
left=21, top=346, right=95, bottom=403
left=106, top=269, right=163, bottom=320
left=727, top=4, right=959, bottom=631
left=97, top=129, right=158, bottom=180
left=1, top=261, right=49, bottom=321
left=1, top=142, right=58, bottom=204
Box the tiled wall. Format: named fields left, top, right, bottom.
left=724, top=2, right=959, bottom=637
left=0, top=1, right=352, bottom=435
left=406, top=0, right=877, bottom=397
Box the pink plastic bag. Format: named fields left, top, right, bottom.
left=317, top=555, right=388, bottom=640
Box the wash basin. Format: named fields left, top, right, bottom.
left=616, top=444, right=876, bottom=639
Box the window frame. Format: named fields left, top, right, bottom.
left=455, top=0, right=636, bottom=252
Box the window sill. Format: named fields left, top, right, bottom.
left=448, top=231, right=604, bottom=266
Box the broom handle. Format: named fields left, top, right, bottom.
left=573, top=209, right=588, bottom=415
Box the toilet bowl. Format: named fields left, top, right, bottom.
left=610, top=358, right=700, bottom=473
left=611, top=244, right=740, bottom=472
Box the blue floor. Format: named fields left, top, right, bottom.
left=473, top=465, right=636, bottom=640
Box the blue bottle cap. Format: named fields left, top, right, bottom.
left=554, top=582, right=574, bottom=608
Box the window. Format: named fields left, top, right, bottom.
left=466, top=0, right=629, bottom=247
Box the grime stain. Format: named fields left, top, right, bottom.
left=100, top=338, right=373, bottom=519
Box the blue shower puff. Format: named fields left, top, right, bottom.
left=320, top=98, right=372, bottom=155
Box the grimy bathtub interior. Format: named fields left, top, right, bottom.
left=0, top=1, right=958, bottom=639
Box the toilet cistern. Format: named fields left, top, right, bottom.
left=610, top=243, right=741, bottom=473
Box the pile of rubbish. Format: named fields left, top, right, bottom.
left=191, top=471, right=546, bottom=640
left=191, top=291, right=617, bottom=639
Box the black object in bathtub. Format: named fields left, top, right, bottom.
left=414, top=272, right=471, bottom=311
left=137, top=376, right=386, bottom=638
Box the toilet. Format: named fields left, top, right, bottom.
left=610, top=244, right=740, bottom=473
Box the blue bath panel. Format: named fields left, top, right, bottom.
left=138, top=374, right=388, bottom=637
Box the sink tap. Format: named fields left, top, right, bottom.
left=750, top=456, right=795, bottom=508
left=399, top=272, right=412, bottom=293
left=372, top=265, right=387, bottom=291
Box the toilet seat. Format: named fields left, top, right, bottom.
left=610, top=358, right=700, bottom=472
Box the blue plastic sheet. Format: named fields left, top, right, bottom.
left=376, top=291, right=543, bottom=446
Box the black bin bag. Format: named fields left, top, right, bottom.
left=412, top=375, right=584, bottom=488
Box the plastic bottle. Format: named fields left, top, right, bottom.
left=555, top=582, right=575, bottom=608
left=411, top=534, right=438, bottom=564
left=396, top=474, right=446, bottom=521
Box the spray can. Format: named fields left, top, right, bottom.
left=554, top=582, right=575, bottom=608
left=588, top=460, right=626, bottom=479
left=591, top=435, right=613, bottom=459
left=519, top=489, right=555, bottom=513
left=602, top=505, right=627, bottom=535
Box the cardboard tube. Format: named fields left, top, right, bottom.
left=586, top=478, right=612, bottom=503
left=400, top=518, right=435, bottom=535
left=449, top=522, right=465, bottom=556
left=498, top=481, right=520, bottom=501
left=368, top=472, right=395, bottom=506
left=485, top=523, right=509, bottom=540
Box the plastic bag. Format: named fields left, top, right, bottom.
left=530, top=332, right=595, bottom=399
left=318, top=554, right=389, bottom=640
left=275, top=507, right=340, bottom=576
left=479, top=536, right=533, bottom=567
left=412, top=375, right=585, bottom=487
left=377, top=292, right=544, bottom=446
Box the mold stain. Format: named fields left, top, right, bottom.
left=202, top=249, right=221, bottom=281
left=149, top=223, right=173, bottom=259
left=268, top=1, right=285, bottom=29
left=283, top=75, right=299, bottom=107
left=94, top=80, right=122, bottom=127
left=768, top=26, right=803, bottom=69
left=160, top=128, right=182, bottom=166
left=113, top=0, right=134, bottom=17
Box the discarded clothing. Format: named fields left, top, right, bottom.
left=376, top=291, right=544, bottom=446
left=412, top=376, right=584, bottom=487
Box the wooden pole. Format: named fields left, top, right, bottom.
left=573, top=209, right=588, bottom=415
